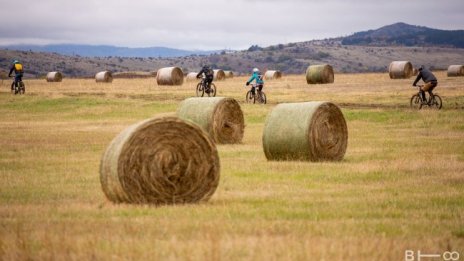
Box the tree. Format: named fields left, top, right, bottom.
left=247, top=45, right=263, bottom=52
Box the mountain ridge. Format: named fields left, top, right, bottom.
left=0, top=44, right=220, bottom=58
left=1, top=23, right=464, bottom=77
left=341, top=22, right=464, bottom=48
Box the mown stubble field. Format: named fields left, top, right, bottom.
left=0, top=72, right=463, bottom=260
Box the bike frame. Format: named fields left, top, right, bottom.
left=415, top=85, right=434, bottom=103
left=410, top=84, right=442, bottom=109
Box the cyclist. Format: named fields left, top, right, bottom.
left=196, top=65, right=214, bottom=93
left=8, top=60, right=24, bottom=92
left=412, top=66, right=437, bottom=105
left=246, top=68, right=264, bottom=98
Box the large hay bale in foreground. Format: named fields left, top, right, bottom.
left=46, top=71, right=63, bottom=82
left=186, top=72, right=198, bottom=81
left=306, top=65, right=334, bottom=84
left=177, top=97, right=244, bottom=144
left=95, top=71, right=113, bottom=83
left=388, top=61, right=413, bottom=79
left=224, top=71, right=234, bottom=79
left=447, top=65, right=464, bottom=77
left=264, top=70, right=282, bottom=80
left=100, top=116, right=220, bottom=204
left=263, top=101, right=348, bottom=161
left=156, top=67, right=184, bottom=86
left=213, top=69, right=226, bottom=81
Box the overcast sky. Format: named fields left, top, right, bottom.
left=0, top=0, right=463, bottom=50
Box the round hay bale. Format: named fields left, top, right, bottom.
left=186, top=72, right=198, bottom=81
left=263, top=101, right=348, bottom=161
left=213, top=69, right=226, bottom=81
left=100, top=116, right=220, bottom=204
left=388, top=61, right=413, bottom=79
left=412, top=68, right=419, bottom=76
left=156, top=67, right=184, bottom=86
left=46, top=71, right=63, bottom=82
left=224, top=71, right=234, bottom=79
left=177, top=97, right=244, bottom=144
left=95, top=71, right=113, bottom=83
left=264, top=70, right=282, bottom=80
left=447, top=65, right=464, bottom=77
left=305, top=65, right=334, bottom=84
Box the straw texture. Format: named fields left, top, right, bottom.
left=156, top=67, right=184, bottom=86
left=263, top=101, right=348, bottom=161
left=46, top=72, right=63, bottom=82
left=100, top=116, right=220, bottom=204
left=306, top=65, right=334, bottom=84
left=447, top=65, right=464, bottom=77
left=95, top=71, right=113, bottom=83
left=177, top=97, right=244, bottom=144
left=213, top=70, right=226, bottom=81
left=264, top=70, right=282, bottom=80
left=388, top=61, right=413, bottom=79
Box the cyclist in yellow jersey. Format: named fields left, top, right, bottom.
left=8, top=60, right=24, bottom=91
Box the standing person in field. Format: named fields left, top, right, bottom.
left=246, top=68, right=264, bottom=97
left=8, top=60, right=24, bottom=91
left=196, top=65, right=214, bottom=93
left=412, top=66, right=438, bottom=104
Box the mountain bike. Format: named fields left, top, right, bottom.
left=10, top=77, right=25, bottom=95
left=246, top=84, right=266, bottom=104
left=196, top=77, right=216, bottom=97
left=410, top=85, right=442, bottom=110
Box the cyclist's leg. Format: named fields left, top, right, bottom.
left=205, top=78, right=212, bottom=93
left=423, top=82, right=436, bottom=103
left=419, top=90, right=427, bottom=103
left=420, top=84, right=431, bottom=103
left=257, top=84, right=263, bottom=93
left=427, top=82, right=437, bottom=103
left=14, top=75, right=21, bottom=88
left=251, top=86, right=256, bottom=96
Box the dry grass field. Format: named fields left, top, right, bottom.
left=0, top=72, right=463, bottom=260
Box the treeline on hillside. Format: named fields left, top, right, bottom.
left=342, top=29, right=464, bottom=48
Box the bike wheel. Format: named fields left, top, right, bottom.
left=196, top=83, right=204, bottom=97
left=410, top=94, right=422, bottom=110
left=431, top=94, right=442, bottom=110
left=257, top=91, right=267, bottom=104
left=11, top=82, right=15, bottom=94
left=207, top=83, right=217, bottom=97
left=246, top=91, right=254, bottom=103
left=19, top=82, right=25, bottom=94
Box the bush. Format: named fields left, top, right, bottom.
left=248, top=45, right=263, bottom=52
left=316, top=51, right=330, bottom=59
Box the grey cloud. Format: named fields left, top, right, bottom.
left=0, top=0, right=463, bottom=49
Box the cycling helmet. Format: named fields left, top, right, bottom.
left=12, top=60, right=19, bottom=64
left=252, top=68, right=259, bottom=73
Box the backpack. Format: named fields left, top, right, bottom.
left=14, top=63, right=23, bottom=73
left=205, top=68, right=214, bottom=78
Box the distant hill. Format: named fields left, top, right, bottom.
left=1, top=23, right=464, bottom=77
left=0, top=44, right=220, bottom=58
left=341, top=22, right=464, bottom=48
